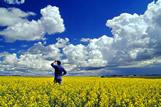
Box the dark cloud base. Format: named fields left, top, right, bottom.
left=98, top=67, right=161, bottom=76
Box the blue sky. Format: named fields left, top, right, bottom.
left=0, top=0, right=161, bottom=76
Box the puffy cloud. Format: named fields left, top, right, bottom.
left=63, top=35, right=113, bottom=68
left=24, top=41, right=65, bottom=61
left=0, top=38, right=71, bottom=75
left=86, top=35, right=113, bottom=67
left=2, top=53, right=18, bottom=64
left=3, top=0, right=25, bottom=5
left=40, top=5, right=65, bottom=34
left=0, top=20, right=45, bottom=42
left=0, top=5, right=65, bottom=42
left=0, top=7, right=35, bottom=26
left=0, top=38, right=69, bottom=76
left=105, top=0, right=161, bottom=66
left=54, top=38, right=69, bottom=48
left=63, top=44, right=88, bottom=66
left=0, top=52, right=52, bottom=75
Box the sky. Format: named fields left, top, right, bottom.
left=0, top=0, right=161, bottom=76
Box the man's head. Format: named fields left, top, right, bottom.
left=57, top=60, right=61, bottom=65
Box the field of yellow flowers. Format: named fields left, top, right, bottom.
left=0, top=76, right=161, bottom=107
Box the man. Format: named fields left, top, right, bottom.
left=51, top=60, right=67, bottom=84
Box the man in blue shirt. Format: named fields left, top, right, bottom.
left=51, top=60, right=67, bottom=84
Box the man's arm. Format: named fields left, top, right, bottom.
left=51, top=60, right=58, bottom=68
left=52, top=60, right=58, bottom=64
left=62, top=68, right=67, bottom=76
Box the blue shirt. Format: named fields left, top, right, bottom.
left=51, top=63, right=67, bottom=76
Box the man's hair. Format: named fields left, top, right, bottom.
left=57, top=60, right=61, bottom=65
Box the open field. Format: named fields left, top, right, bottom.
left=0, top=76, right=161, bottom=107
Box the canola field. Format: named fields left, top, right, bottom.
left=0, top=76, right=161, bottom=107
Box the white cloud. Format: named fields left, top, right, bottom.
left=55, top=38, right=69, bottom=48
left=0, top=38, right=69, bottom=75
left=0, top=20, right=45, bottom=42
left=86, top=35, right=113, bottom=67
left=0, top=7, right=35, bottom=26
left=63, top=44, right=88, bottom=66
left=0, top=5, right=65, bottom=42
left=10, top=48, right=16, bottom=51
left=63, top=35, right=113, bottom=68
left=80, top=38, right=91, bottom=42
left=40, top=5, right=65, bottom=34
left=25, top=42, right=63, bottom=60
left=2, top=53, right=18, bottom=64
left=105, top=0, right=161, bottom=66
left=3, top=0, right=25, bottom=5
